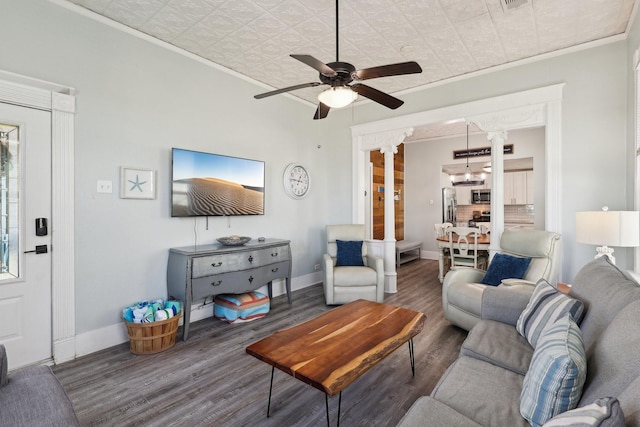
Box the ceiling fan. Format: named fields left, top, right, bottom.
left=254, top=0, right=423, bottom=120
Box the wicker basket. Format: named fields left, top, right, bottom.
left=124, top=311, right=181, bottom=355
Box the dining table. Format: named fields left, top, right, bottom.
left=435, top=233, right=491, bottom=283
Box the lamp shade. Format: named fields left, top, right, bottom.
left=317, top=86, right=358, bottom=109
left=576, top=210, right=640, bottom=247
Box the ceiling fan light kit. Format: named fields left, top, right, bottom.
left=317, top=86, right=358, bottom=109
left=254, top=0, right=422, bottom=119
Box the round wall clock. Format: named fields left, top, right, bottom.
left=283, top=163, right=310, bottom=199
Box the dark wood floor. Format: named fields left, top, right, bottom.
left=53, top=260, right=467, bottom=426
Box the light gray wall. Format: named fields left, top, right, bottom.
left=404, top=127, right=545, bottom=256
left=0, top=0, right=636, bottom=348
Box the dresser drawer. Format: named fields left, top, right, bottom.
left=191, top=245, right=290, bottom=278
left=192, top=253, right=242, bottom=278
left=243, top=245, right=290, bottom=268
left=191, top=261, right=291, bottom=300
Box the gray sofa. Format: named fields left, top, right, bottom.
left=399, top=256, right=640, bottom=426
left=0, top=344, right=81, bottom=426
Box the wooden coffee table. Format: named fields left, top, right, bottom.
left=246, top=299, right=426, bottom=426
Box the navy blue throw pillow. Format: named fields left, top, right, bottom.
left=336, top=240, right=364, bottom=266
left=481, top=253, right=532, bottom=286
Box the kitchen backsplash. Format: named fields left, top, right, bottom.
left=505, top=205, right=535, bottom=224
left=456, top=204, right=534, bottom=224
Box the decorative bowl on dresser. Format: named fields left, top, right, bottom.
left=167, top=238, right=292, bottom=340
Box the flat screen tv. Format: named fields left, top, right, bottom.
left=171, top=148, right=265, bottom=217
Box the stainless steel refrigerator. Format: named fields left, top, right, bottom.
left=442, top=187, right=457, bottom=223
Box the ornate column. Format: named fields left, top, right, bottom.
left=487, top=130, right=507, bottom=256
left=380, top=144, right=399, bottom=293
left=360, top=128, right=412, bottom=294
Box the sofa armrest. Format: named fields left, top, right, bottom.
left=396, top=396, right=482, bottom=427
left=481, top=286, right=533, bottom=326
left=0, top=344, right=7, bottom=387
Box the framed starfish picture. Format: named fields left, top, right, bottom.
left=120, top=167, right=156, bottom=199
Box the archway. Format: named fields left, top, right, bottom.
left=350, top=84, right=564, bottom=292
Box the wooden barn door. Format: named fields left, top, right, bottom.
left=370, top=144, right=404, bottom=241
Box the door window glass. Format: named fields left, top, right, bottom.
left=0, top=124, right=19, bottom=279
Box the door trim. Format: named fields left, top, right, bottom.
left=0, top=71, right=76, bottom=364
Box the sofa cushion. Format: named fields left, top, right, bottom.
left=516, top=279, right=585, bottom=348
left=461, top=320, right=534, bottom=376
left=431, top=355, right=529, bottom=427
left=482, top=286, right=534, bottom=326
left=481, top=253, right=532, bottom=286
left=397, top=396, right=483, bottom=427
left=579, top=299, right=640, bottom=409
left=520, top=314, right=587, bottom=427
left=568, top=257, right=640, bottom=354
left=541, top=397, right=624, bottom=427
left=335, top=240, right=364, bottom=266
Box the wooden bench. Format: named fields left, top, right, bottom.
left=396, top=240, right=423, bottom=267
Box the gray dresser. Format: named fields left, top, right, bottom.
left=167, top=238, right=292, bottom=340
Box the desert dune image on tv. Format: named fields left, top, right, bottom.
left=171, top=148, right=265, bottom=217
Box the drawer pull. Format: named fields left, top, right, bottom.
left=211, top=262, right=223, bottom=267
left=248, top=255, right=254, bottom=263
left=211, top=280, right=222, bottom=287
left=248, top=276, right=254, bottom=284
left=271, top=267, right=279, bottom=273
left=271, top=252, right=278, bottom=257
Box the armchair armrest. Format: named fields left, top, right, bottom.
left=481, top=286, right=533, bottom=326
left=365, top=253, right=384, bottom=274
left=322, top=254, right=335, bottom=302
left=501, top=278, right=537, bottom=288
left=443, top=267, right=486, bottom=287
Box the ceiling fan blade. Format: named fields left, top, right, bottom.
left=254, top=82, right=322, bottom=99
left=313, top=102, right=330, bottom=120
left=351, top=84, right=404, bottom=109
left=290, top=54, right=337, bottom=76
left=354, top=61, right=422, bottom=81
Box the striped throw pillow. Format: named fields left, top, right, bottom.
left=516, top=279, right=585, bottom=348
left=520, top=314, right=587, bottom=427
left=542, top=397, right=624, bottom=426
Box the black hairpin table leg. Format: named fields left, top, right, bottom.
left=325, top=391, right=342, bottom=427
left=408, top=338, right=415, bottom=377
left=267, top=366, right=274, bottom=417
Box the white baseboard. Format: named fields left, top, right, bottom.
left=423, top=251, right=439, bottom=260
left=73, top=272, right=323, bottom=358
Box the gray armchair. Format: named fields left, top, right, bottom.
left=323, top=224, right=385, bottom=305
left=442, top=229, right=561, bottom=331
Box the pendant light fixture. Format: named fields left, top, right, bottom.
left=451, top=122, right=485, bottom=186
left=464, top=123, right=471, bottom=181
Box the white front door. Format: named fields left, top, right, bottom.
left=0, top=102, right=52, bottom=369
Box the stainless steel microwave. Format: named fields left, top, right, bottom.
left=472, top=189, right=491, bottom=204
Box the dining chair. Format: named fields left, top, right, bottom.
left=447, top=226, right=489, bottom=270
left=435, top=222, right=453, bottom=273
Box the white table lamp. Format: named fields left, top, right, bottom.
left=575, top=207, right=640, bottom=264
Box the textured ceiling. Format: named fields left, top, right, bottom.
left=64, top=0, right=636, bottom=134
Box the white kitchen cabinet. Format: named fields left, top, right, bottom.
left=456, top=186, right=472, bottom=205
left=504, top=171, right=533, bottom=205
